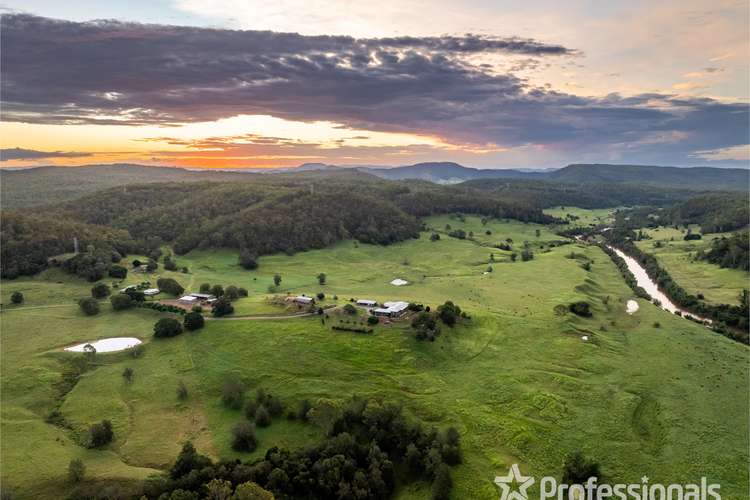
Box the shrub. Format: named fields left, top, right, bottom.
left=437, top=301, right=462, bottom=327
left=244, top=399, right=258, bottom=420
left=267, top=395, right=284, bottom=417
left=225, top=285, right=240, bottom=300
left=430, top=233, right=440, bottom=241
left=254, top=404, right=271, bottom=427
left=156, top=277, right=184, bottom=296
left=87, top=420, right=114, bottom=448
left=298, top=399, right=312, bottom=421
left=177, top=381, right=189, bottom=401
left=568, top=301, right=592, bottom=317
left=91, top=282, right=110, bottom=298
left=78, top=297, right=100, bottom=316
left=317, top=273, right=326, bottom=285
left=343, top=303, right=357, bottom=315
left=191, top=304, right=203, bottom=313
left=231, top=421, right=258, bottom=452
left=122, top=367, right=134, bottom=382
left=199, top=283, right=211, bottom=293
left=239, top=251, right=258, bottom=270
left=562, top=451, right=601, bottom=485
left=553, top=304, right=568, bottom=316
left=164, top=257, right=178, bottom=271
left=68, top=458, right=86, bottom=483
left=431, top=464, right=453, bottom=500
left=212, top=297, right=234, bottom=317
left=183, top=311, right=205, bottom=331
left=221, top=376, right=245, bottom=409
left=10, top=292, right=23, bottom=304
left=367, top=315, right=379, bottom=325
left=316, top=292, right=325, bottom=300
left=153, top=318, right=183, bottom=338
left=110, top=293, right=134, bottom=311
left=238, top=287, right=248, bottom=297
left=108, top=264, right=127, bottom=279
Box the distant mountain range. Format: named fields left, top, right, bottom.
left=1, top=161, right=747, bottom=209
left=296, top=161, right=749, bottom=190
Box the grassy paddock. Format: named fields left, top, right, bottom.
left=1, top=215, right=748, bottom=499
left=635, top=227, right=749, bottom=305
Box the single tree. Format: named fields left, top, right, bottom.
left=254, top=404, right=271, bottom=427
left=122, top=367, right=134, bottom=382
left=212, top=297, right=234, bottom=317
left=231, top=421, right=258, bottom=452
left=210, top=284, right=225, bottom=298
left=110, top=293, right=134, bottom=311
left=91, top=282, right=110, bottom=298
left=199, top=283, right=211, bottom=293
left=239, top=250, right=258, bottom=270
left=233, top=482, right=275, bottom=500
left=317, top=273, right=326, bottom=285
left=78, top=297, right=100, bottom=316
left=153, top=317, right=183, bottom=338
left=273, top=274, right=282, bottom=287
left=183, top=311, right=205, bottom=331
left=10, top=292, right=23, bottom=304
left=225, top=285, right=240, bottom=300
left=431, top=464, right=453, bottom=500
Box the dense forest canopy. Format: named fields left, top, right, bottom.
left=458, top=178, right=720, bottom=209
left=1, top=174, right=558, bottom=278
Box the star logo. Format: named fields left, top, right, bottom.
left=494, top=463, right=535, bottom=500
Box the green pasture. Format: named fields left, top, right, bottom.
left=635, top=227, right=749, bottom=305
left=1, top=215, right=747, bottom=499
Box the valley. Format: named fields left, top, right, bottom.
left=2, top=214, right=748, bottom=499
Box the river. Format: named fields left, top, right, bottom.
left=607, top=245, right=711, bottom=324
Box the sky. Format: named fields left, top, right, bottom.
left=0, top=0, right=748, bottom=169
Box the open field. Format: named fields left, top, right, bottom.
left=1, top=215, right=748, bottom=499
left=543, top=206, right=618, bottom=228
left=634, top=227, right=749, bottom=305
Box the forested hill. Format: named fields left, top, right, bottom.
left=1, top=177, right=557, bottom=278
left=3, top=162, right=747, bottom=209
left=457, top=178, right=723, bottom=208
left=546, top=164, right=749, bottom=191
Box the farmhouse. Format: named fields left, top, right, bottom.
left=178, top=295, right=198, bottom=305
left=293, top=296, right=314, bottom=305
left=356, top=299, right=377, bottom=307
left=119, top=285, right=136, bottom=293
left=189, top=293, right=215, bottom=301
left=143, top=288, right=160, bottom=296
left=373, top=301, right=409, bottom=318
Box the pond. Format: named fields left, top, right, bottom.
left=64, top=337, right=142, bottom=353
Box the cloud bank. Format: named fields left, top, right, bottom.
left=1, top=13, right=748, bottom=166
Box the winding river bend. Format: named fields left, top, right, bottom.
left=607, top=246, right=711, bottom=324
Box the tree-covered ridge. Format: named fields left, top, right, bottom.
left=0, top=213, right=136, bottom=279
left=458, top=178, right=718, bottom=209
left=698, top=231, right=749, bottom=271
left=668, top=193, right=749, bottom=233
left=2, top=176, right=558, bottom=278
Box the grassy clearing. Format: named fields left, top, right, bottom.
left=543, top=206, right=618, bottom=228
left=1, top=215, right=748, bottom=499
left=635, top=227, right=749, bottom=305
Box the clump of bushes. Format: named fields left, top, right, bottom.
left=90, top=282, right=110, bottom=299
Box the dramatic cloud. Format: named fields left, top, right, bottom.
left=1, top=13, right=748, bottom=165
left=0, top=147, right=93, bottom=161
